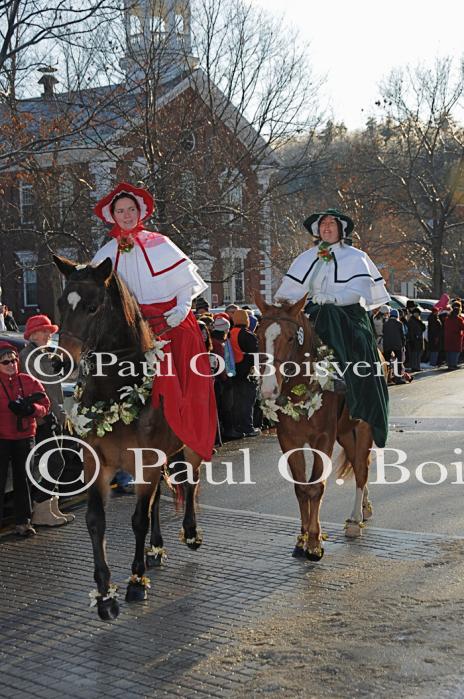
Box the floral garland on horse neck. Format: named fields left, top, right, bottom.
left=64, top=341, right=168, bottom=438
left=260, top=344, right=338, bottom=424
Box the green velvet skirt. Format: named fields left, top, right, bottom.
left=310, top=303, right=389, bottom=447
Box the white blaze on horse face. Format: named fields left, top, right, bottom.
left=67, top=292, right=81, bottom=311
left=261, top=322, right=281, bottom=398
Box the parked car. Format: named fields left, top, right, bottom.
left=388, top=294, right=409, bottom=310
left=0, top=331, right=27, bottom=353
left=210, top=304, right=261, bottom=317
left=413, top=298, right=439, bottom=312
left=387, top=296, right=429, bottom=322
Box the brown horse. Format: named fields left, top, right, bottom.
left=54, top=255, right=204, bottom=620
left=255, top=292, right=375, bottom=560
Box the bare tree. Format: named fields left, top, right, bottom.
left=370, top=57, right=464, bottom=295
left=0, top=0, right=119, bottom=74
left=1, top=0, right=325, bottom=307
left=0, top=0, right=122, bottom=171
left=71, top=0, right=325, bottom=300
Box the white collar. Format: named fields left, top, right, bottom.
left=323, top=241, right=342, bottom=252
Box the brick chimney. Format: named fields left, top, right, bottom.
left=38, top=66, right=59, bottom=98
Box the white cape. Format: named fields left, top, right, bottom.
left=277, top=243, right=390, bottom=310
left=92, top=231, right=207, bottom=304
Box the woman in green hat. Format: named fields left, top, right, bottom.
left=275, top=209, right=390, bottom=447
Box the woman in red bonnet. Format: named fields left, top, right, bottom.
left=91, top=183, right=216, bottom=461
left=0, top=342, right=50, bottom=536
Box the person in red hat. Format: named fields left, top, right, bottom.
left=0, top=341, right=50, bottom=536
left=23, top=314, right=59, bottom=341
left=91, top=183, right=216, bottom=461
left=19, top=315, right=75, bottom=527
left=433, top=293, right=451, bottom=313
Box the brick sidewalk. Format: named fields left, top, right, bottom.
left=0, top=495, right=452, bottom=699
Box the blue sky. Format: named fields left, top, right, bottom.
left=251, top=0, right=464, bottom=129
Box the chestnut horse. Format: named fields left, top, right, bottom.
left=54, top=255, right=204, bottom=620
left=255, top=292, right=376, bottom=560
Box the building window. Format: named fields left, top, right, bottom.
left=129, top=14, right=143, bottom=38
left=222, top=255, right=245, bottom=303
left=175, top=13, right=184, bottom=34
left=179, top=171, right=196, bottom=203
left=234, top=258, right=244, bottom=302
left=59, top=173, right=74, bottom=219
left=16, top=251, right=38, bottom=307
left=19, top=182, right=34, bottom=225
left=220, top=170, right=244, bottom=226
left=150, top=14, right=166, bottom=36
left=57, top=247, right=77, bottom=290
left=180, top=130, right=195, bottom=153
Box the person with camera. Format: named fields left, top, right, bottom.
left=19, top=315, right=75, bottom=526
left=0, top=341, right=50, bottom=536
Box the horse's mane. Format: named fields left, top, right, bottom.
left=258, top=301, right=318, bottom=355
left=261, top=302, right=309, bottom=321
left=106, top=272, right=153, bottom=353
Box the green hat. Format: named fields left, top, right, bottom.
left=303, top=208, right=354, bottom=238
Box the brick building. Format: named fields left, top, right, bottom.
left=0, top=0, right=278, bottom=323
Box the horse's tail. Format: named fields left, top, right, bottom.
left=333, top=440, right=354, bottom=480
left=165, top=451, right=187, bottom=512
left=163, top=468, right=185, bottom=511
left=173, top=484, right=185, bottom=511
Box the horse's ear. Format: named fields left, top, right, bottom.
left=253, top=289, right=270, bottom=314
left=53, top=254, right=76, bottom=278
left=92, top=257, right=113, bottom=285
left=288, top=294, right=308, bottom=317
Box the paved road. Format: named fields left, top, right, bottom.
left=203, top=366, right=464, bottom=536
left=1, top=364, right=464, bottom=698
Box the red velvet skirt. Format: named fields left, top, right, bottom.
left=140, top=299, right=217, bottom=461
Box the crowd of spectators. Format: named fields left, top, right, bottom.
left=371, top=294, right=464, bottom=384
left=2, top=292, right=463, bottom=527
left=193, top=297, right=262, bottom=443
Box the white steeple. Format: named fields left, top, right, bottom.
left=121, top=0, right=197, bottom=85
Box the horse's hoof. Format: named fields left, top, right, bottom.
left=145, top=546, right=167, bottom=569
left=146, top=554, right=162, bottom=568
left=179, top=527, right=203, bottom=550
left=293, top=533, right=308, bottom=557
left=97, top=597, right=119, bottom=621
left=344, top=520, right=364, bottom=538
left=305, top=546, right=324, bottom=561
left=125, top=575, right=150, bottom=602
left=362, top=502, right=373, bottom=521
